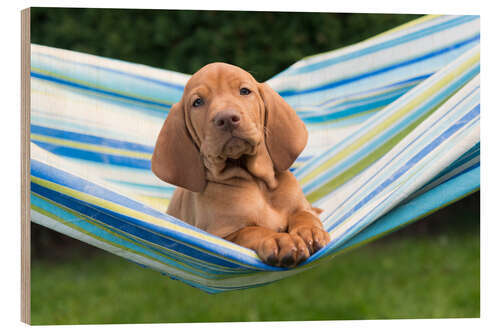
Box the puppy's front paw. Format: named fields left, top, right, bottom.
left=257, top=232, right=309, bottom=268
left=290, top=225, right=330, bottom=255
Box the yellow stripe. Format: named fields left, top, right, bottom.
left=131, top=195, right=170, bottom=212
left=299, top=51, right=479, bottom=186
left=31, top=175, right=258, bottom=258
left=31, top=133, right=152, bottom=160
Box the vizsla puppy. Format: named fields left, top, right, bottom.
left=152, top=63, right=330, bottom=267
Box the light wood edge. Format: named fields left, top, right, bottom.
left=21, top=7, right=31, bottom=325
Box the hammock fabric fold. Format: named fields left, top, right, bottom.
left=30, top=14, right=480, bottom=293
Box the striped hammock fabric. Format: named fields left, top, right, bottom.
left=30, top=14, right=480, bottom=293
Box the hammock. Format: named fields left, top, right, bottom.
left=30, top=15, right=480, bottom=293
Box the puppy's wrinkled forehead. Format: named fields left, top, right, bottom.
left=184, top=63, right=257, bottom=95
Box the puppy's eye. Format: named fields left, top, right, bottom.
left=192, top=98, right=204, bottom=107
left=240, top=87, right=251, bottom=96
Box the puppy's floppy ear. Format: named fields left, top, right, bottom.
left=258, top=82, right=308, bottom=171
left=151, top=102, right=206, bottom=192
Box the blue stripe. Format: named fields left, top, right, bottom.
left=31, top=71, right=173, bottom=109
left=424, top=143, right=479, bottom=184
left=31, top=140, right=151, bottom=169
left=31, top=125, right=154, bottom=153
left=327, top=104, right=480, bottom=232
left=283, top=15, right=478, bottom=76
left=279, top=34, right=480, bottom=97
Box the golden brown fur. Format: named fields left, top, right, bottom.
left=152, top=63, right=329, bottom=267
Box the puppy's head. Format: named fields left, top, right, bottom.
left=152, top=62, right=307, bottom=192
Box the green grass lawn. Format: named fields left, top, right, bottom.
left=30, top=200, right=480, bottom=325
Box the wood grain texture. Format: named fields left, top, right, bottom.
left=21, top=7, right=31, bottom=325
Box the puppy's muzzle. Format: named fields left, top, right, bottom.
left=213, top=110, right=241, bottom=132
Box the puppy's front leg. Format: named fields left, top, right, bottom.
left=226, top=226, right=309, bottom=267
left=288, top=210, right=330, bottom=255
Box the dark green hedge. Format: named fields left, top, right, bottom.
left=31, top=8, right=420, bottom=81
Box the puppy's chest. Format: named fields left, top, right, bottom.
left=200, top=180, right=303, bottom=233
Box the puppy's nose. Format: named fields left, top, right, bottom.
left=213, top=110, right=241, bottom=131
